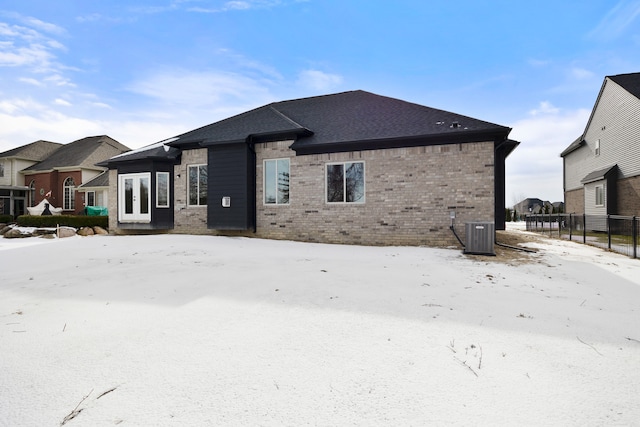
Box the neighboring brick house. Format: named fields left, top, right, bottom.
left=20, top=135, right=130, bottom=215
left=0, top=140, right=63, bottom=218
left=561, top=72, right=640, bottom=216
left=103, top=90, right=519, bottom=246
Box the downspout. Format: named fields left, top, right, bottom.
left=494, top=137, right=508, bottom=230
left=245, top=137, right=257, bottom=233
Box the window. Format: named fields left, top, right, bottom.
left=326, top=161, right=365, bottom=204
left=0, top=161, right=4, bottom=177
left=264, top=159, right=290, bottom=204
left=595, top=139, right=600, bottom=156
left=156, top=172, right=170, bottom=208
left=188, top=165, right=207, bottom=206
left=29, top=180, right=35, bottom=207
left=63, top=177, right=75, bottom=210
left=86, top=191, right=96, bottom=206
left=595, top=185, right=604, bottom=206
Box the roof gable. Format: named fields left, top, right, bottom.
left=560, top=135, right=585, bottom=157
left=172, top=106, right=311, bottom=147
left=0, top=140, right=62, bottom=161
left=608, top=72, right=640, bottom=100
left=78, top=171, right=109, bottom=188
left=23, top=135, right=129, bottom=171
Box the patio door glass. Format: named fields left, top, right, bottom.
left=119, top=173, right=151, bottom=222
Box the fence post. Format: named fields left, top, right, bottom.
left=583, top=214, right=586, bottom=244
left=633, top=216, right=637, bottom=259
left=569, top=213, right=573, bottom=241
left=607, top=214, right=611, bottom=250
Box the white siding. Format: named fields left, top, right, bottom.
left=584, top=180, right=607, bottom=216
left=0, top=159, right=9, bottom=186
left=81, top=169, right=102, bottom=184
left=566, top=77, right=640, bottom=192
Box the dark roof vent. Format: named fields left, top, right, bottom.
left=450, top=121, right=460, bottom=129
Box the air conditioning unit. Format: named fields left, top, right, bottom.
left=464, top=222, right=495, bottom=255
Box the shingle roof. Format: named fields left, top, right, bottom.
left=78, top=171, right=109, bottom=188
left=101, top=139, right=181, bottom=166
left=0, top=140, right=62, bottom=160
left=169, top=90, right=512, bottom=154
left=560, top=135, right=585, bottom=157
left=22, top=135, right=129, bottom=171
left=581, top=165, right=618, bottom=184
left=609, top=72, right=640, bottom=99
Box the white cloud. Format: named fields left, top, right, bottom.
left=186, top=0, right=295, bottom=13
left=89, top=102, right=113, bottom=109
left=127, top=68, right=275, bottom=109
left=75, top=13, right=102, bottom=23
left=529, top=101, right=559, bottom=116
left=505, top=106, right=591, bottom=205
left=527, top=58, right=551, bottom=67
left=18, top=77, right=42, bottom=86
left=20, top=16, right=66, bottom=36
left=0, top=20, right=67, bottom=74
left=54, top=98, right=71, bottom=107
left=53, top=98, right=72, bottom=107
left=224, top=1, right=252, bottom=10
left=43, top=74, right=76, bottom=87
left=570, top=67, right=594, bottom=80
left=296, top=69, right=343, bottom=91
left=0, top=97, right=186, bottom=151
left=588, top=0, right=640, bottom=41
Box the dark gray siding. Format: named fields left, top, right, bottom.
left=207, top=144, right=255, bottom=230
left=115, top=160, right=175, bottom=230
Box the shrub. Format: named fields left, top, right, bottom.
left=16, top=215, right=108, bottom=229
left=0, top=214, right=13, bottom=223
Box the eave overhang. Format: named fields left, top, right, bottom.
left=290, top=128, right=511, bottom=156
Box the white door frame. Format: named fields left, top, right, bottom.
left=118, top=173, right=151, bottom=222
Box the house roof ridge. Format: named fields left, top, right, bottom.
left=267, top=105, right=308, bottom=131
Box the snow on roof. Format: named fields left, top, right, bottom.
left=109, top=137, right=178, bottom=160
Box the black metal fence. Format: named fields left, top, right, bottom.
left=525, top=214, right=639, bottom=259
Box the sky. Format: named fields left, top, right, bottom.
left=1, top=1, right=640, bottom=204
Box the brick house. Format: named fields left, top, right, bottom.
left=561, top=72, right=640, bottom=216
left=20, top=135, right=130, bottom=215
left=103, top=90, right=519, bottom=246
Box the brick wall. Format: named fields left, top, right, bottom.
left=108, top=169, right=117, bottom=231
left=617, top=175, right=640, bottom=216
left=564, top=188, right=584, bottom=214
left=253, top=140, right=495, bottom=246
left=172, top=148, right=209, bottom=234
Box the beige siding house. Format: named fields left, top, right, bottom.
left=0, top=140, right=62, bottom=217
left=561, top=72, right=640, bottom=216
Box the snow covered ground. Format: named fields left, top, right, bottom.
left=1, top=224, right=639, bottom=426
